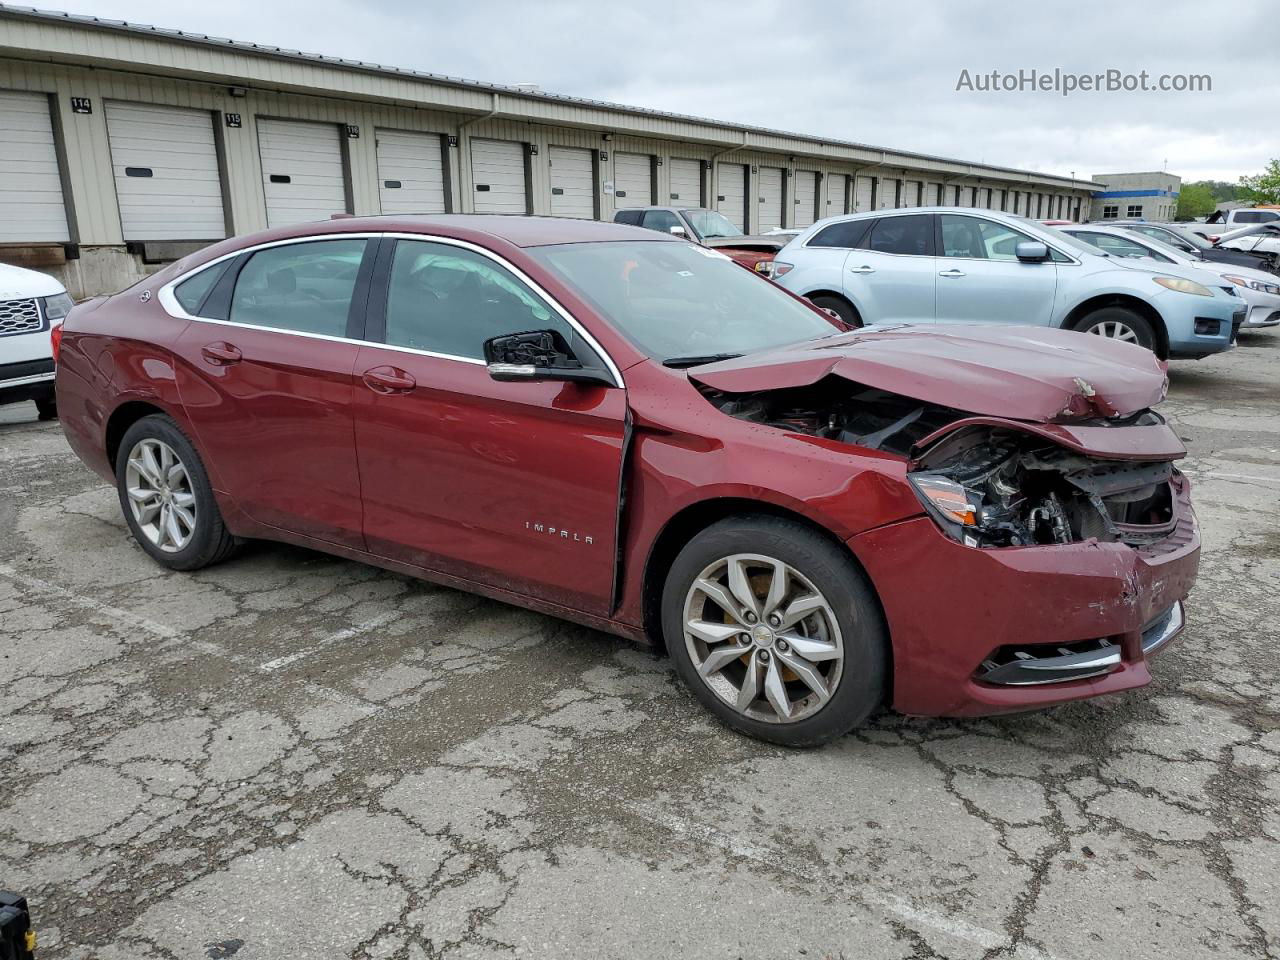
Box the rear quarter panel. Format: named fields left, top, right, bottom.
left=56, top=290, right=195, bottom=483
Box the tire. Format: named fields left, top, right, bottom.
left=115, top=414, right=238, bottom=571
left=661, top=515, right=887, bottom=747
left=808, top=294, right=862, bottom=328
left=34, top=396, right=57, bottom=421
left=1075, top=306, right=1158, bottom=353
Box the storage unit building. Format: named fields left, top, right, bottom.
left=104, top=101, right=226, bottom=241
left=667, top=158, right=702, bottom=208
left=0, top=6, right=1098, bottom=297
left=0, top=89, right=70, bottom=243
left=547, top=145, right=595, bottom=219
left=375, top=129, right=447, bottom=215
left=470, top=138, right=528, bottom=214
left=792, top=170, right=818, bottom=228
left=716, top=162, right=748, bottom=230
left=257, top=119, right=349, bottom=229
left=612, top=152, right=652, bottom=209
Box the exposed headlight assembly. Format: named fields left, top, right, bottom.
left=39, top=293, right=74, bottom=320
left=1152, top=276, right=1212, bottom=297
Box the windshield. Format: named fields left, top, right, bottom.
left=681, top=209, right=744, bottom=239
left=1034, top=223, right=1103, bottom=258
left=1168, top=227, right=1213, bottom=251
left=528, top=240, right=840, bottom=362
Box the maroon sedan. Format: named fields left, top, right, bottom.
left=55, top=216, right=1199, bottom=746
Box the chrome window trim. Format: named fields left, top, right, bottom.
left=157, top=231, right=624, bottom=387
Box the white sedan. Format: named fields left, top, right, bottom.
left=1062, top=225, right=1280, bottom=329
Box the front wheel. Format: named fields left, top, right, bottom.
left=1076, top=307, right=1157, bottom=353
left=661, top=516, right=887, bottom=747
left=115, top=414, right=238, bottom=571
left=808, top=294, right=862, bottom=328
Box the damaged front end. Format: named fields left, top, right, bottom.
left=907, top=423, right=1178, bottom=549
left=697, top=373, right=1188, bottom=552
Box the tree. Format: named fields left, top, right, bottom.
left=1239, top=159, right=1280, bottom=205
left=1176, top=182, right=1217, bottom=221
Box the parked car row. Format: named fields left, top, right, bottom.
left=49, top=213, right=1203, bottom=746
left=770, top=207, right=1248, bottom=358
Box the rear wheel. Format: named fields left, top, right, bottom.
left=115, top=414, right=238, bottom=571
left=808, top=294, right=862, bottom=328
left=662, top=516, right=886, bottom=747
left=1076, top=306, right=1157, bottom=353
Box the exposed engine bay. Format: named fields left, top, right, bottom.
left=699, top=376, right=1178, bottom=549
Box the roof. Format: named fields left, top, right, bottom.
left=0, top=4, right=1096, bottom=190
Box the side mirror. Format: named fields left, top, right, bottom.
left=1016, top=241, right=1050, bottom=262
left=483, top=330, right=613, bottom=386
left=669, top=225, right=687, bottom=238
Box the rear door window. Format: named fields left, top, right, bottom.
left=613, top=210, right=643, bottom=226
left=808, top=219, right=872, bottom=248
left=228, top=238, right=368, bottom=337
left=863, top=214, right=934, bottom=256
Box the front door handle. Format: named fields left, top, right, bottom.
left=938, top=269, right=967, bottom=278
left=362, top=365, right=417, bottom=395
left=200, top=341, right=242, bottom=365
left=848, top=265, right=875, bottom=274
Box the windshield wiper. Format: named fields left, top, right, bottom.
left=662, top=352, right=742, bottom=368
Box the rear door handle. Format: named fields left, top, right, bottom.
left=848, top=265, right=875, bottom=274
left=362, top=365, right=417, bottom=395
left=938, top=269, right=967, bottom=278
left=200, top=341, right=242, bottom=365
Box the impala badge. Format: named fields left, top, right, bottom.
left=526, top=521, right=594, bottom=545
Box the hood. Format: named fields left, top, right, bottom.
left=687, top=324, right=1169, bottom=423
left=703, top=235, right=788, bottom=251
left=1196, top=259, right=1280, bottom=288
left=0, top=262, right=65, bottom=301
left=1106, top=253, right=1232, bottom=289
left=1217, top=223, right=1280, bottom=243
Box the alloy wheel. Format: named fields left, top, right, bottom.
left=124, top=438, right=197, bottom=553
left=1086, top=320, right=1140, bottom=343
left=682, top=553, right=844, bottom=724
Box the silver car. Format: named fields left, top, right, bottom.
left=772, top=207, right=1246, bottom=359
left=1063, top=225, right=1280, bottom=329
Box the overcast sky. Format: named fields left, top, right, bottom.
left=47, top=0, right=1278, bottom=183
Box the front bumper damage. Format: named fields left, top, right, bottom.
left=849, top=473, right=1198, bottom=717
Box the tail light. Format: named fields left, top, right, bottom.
left=771, top=261, right=794, bottom=277
left=50, top=322, right=63, bottom=365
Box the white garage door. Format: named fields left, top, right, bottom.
left=758, top=166, right=784, bottom=232
left=258, top=119, right=347, bottom=228
left=902, top=180, right=922, bottom=208
left=853, top=176, right=874, bottom=212
left=104, top=102, right=225, bottom=241
left=613, top=152, right=652, bottom=209
left=716, top=162, right=747, bottom=229
left=792, top=170, right=818, bottom=228
left=825, top=173, right=847, bottom=216
left=376, top=130, right=446, bottom=215
left=471, top=138, right=528, bottom=214
left=548, top=145, right=595, bottom=219
left=879, top=178, right=899, bottom=209
left=0, top=90, right=70, bottom=243
left=668, top=158, right=702, bottom=207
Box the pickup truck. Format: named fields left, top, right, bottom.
left=612, top=206, right=787, bottom=273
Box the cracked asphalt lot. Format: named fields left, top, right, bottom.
left=2, top=332, right=1279, bottom=960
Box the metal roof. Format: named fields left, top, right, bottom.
left=0, top=3, right=1095, bottom=188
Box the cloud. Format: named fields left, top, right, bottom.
left=44, top=0, right=1277, bottom=183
